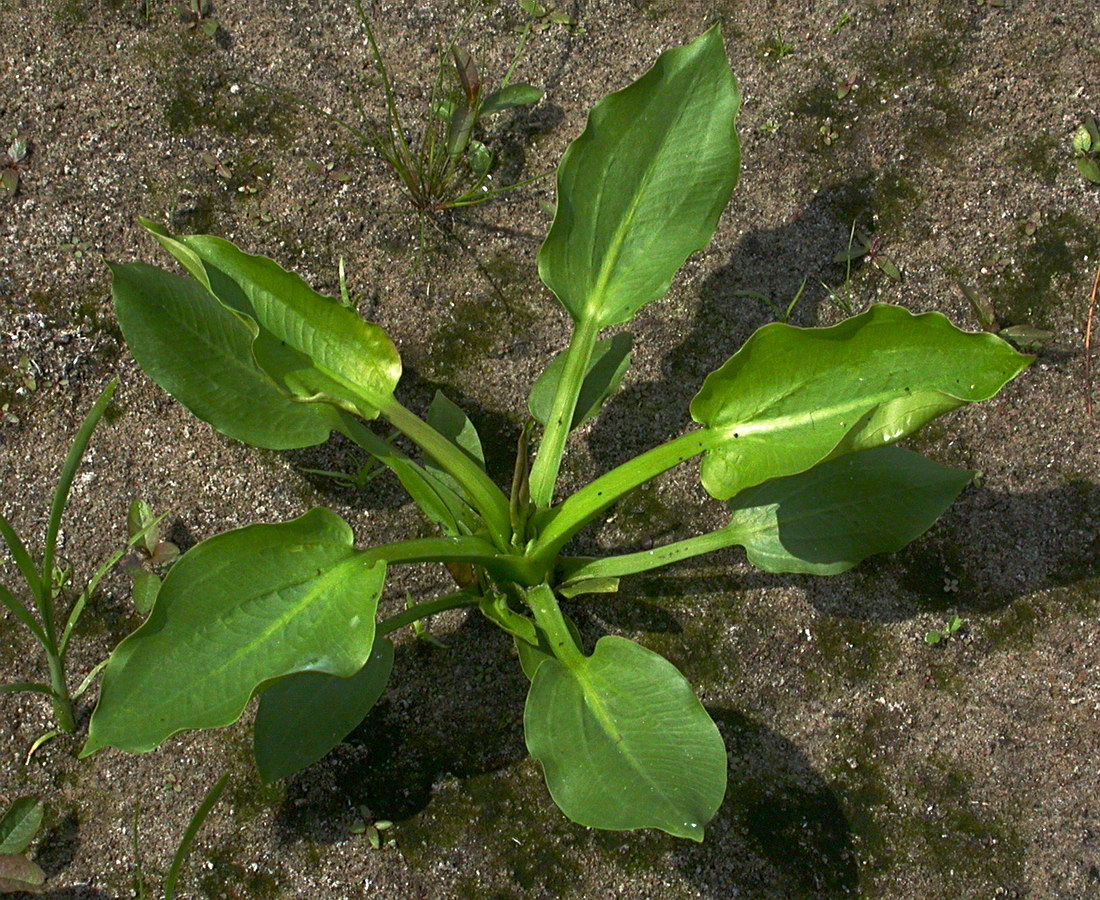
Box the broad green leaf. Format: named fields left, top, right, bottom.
left=0, top=855, right=46, bottom=894
left=524, top=635, right=726, bottom=840
left=1077, top=157, right=1100, bottom=184
left=254, top=638, right=394, bottom=782
left=83, top=509, right=386, bottom=756
left=111, top=263, right=338, bottom=449
left=538, top=27, right=740, bottom=329
left=528, top=333, right=633, bottom=429
left=250, top=330, right=366, bottom=415
left=723, top=447, right=972, bottom=574
left=131, top=571, right=160, bottom=615
left=142, top=220, right=389, bottom=418
left=480, top=84, right=544, bottom=116
left=426, top=391, right=485, bottom=470
left=0, top=799, right=43, bottom=855
left=691, top=304, right=1031, bottom=500
left=175, top=235, right=402, bottom=417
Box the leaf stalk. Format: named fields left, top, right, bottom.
left=528, top=316, right=601, bottom=509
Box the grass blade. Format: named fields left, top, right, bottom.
left=0, top=582, right=47, bottom=645
left=0, top=682, right=54, bottom=696
left=72, top=659, right=110, bottom=700
left=41, top=379, right=118, bottom=645
left=164, top=772, right=229, bottom=900
left=0, top=515, right=44, bottom=607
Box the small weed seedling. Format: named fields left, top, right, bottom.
left=830, top=9, right=852, bottom=35
left=733, top=277, right=809, bottom=324
left=956, top=279, right=1054, bottom=351
left=518, top=0, right=583, bottom=34
left=120, top=499, right=179, bottom=615
left=87, top=29, right=1030, bottom=841
left=0, top=797, right=45, bottom=894
left=925, top=614, right=965, bottom=645
left=0, top=380, right=164, bottom=737
left=836, top=77, right=858, bottom=100
left=1072, top=116, right=1100, bottom=185
left=1, top=130, right=29, bottom=196
left=185, top=0, right=219, bottom=38
left=279, top=0, right=546, bottom=213
left=819, top=116, right=840, bottom=147
left=834, top=226, right=904, bottom=282
left=762, top=29, right=797, bottom=61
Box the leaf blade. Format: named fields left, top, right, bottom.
left=724, top=446, right=973, bottom=574
left=84, top=509, right=385, bottom=756
left=691, top=305, right=1030, bottom=500
left=111, top=263, right=338, bottom=450
left=524, top=635, right=726, bottom=840
left=254, top=637, right=394, bottom=782
left=0, top=855, right=46, bottom=894
left=480, top=84, right=543, bottom=116
left=178, top=235, right=402, bottom=417
left=538, top=26, right=740, bottom=329
left=528, top=333, right=633, bottom=429
left=0, top=799, right=43, bottom=856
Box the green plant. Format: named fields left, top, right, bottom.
left=0, top=797, right=45, bottom=894
left=956, top=279, right=1054, bottom=351
left=518, top=0, right=583, bottom=34
left=282, top=0, right=546, bottom=213
left=1, top=130, right=29, bottom=196
left=834, top=225, right=904, bottom=282
left=830, top=9, right=852, bottom=34
left=733, top=277, right=808, bottom=323
left=186, top=0, right=219, bottom=37
left=84, top=29, right=1030, bottom=841
left=1072, top=116, right=1100, bottom=184
left=925, top=614, right=965, bottom=645
left=120, top=499, right=180, bottom=615
left=0, top=380, right=164, bottom=736
left=818, top=116, right=840, bottom=146
left=761, top=28, right=797, bottom=60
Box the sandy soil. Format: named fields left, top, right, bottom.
left=1, top=0, right=1098, bottom=897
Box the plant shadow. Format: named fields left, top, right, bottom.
left=271, top=609, right=529, bottom=841
left=673, top=707, right=859, bottom=899
left=620, top=480, right=1100, bottom=623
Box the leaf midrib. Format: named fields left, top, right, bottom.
left=571, top=650, right=695, bottom=826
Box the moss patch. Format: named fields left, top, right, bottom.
left=136, top=31, right=294, bottom=138
left=991, top=210, right=1095, bottom=328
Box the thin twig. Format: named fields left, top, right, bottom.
left=1086, top=263, right=1098, bottom=420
